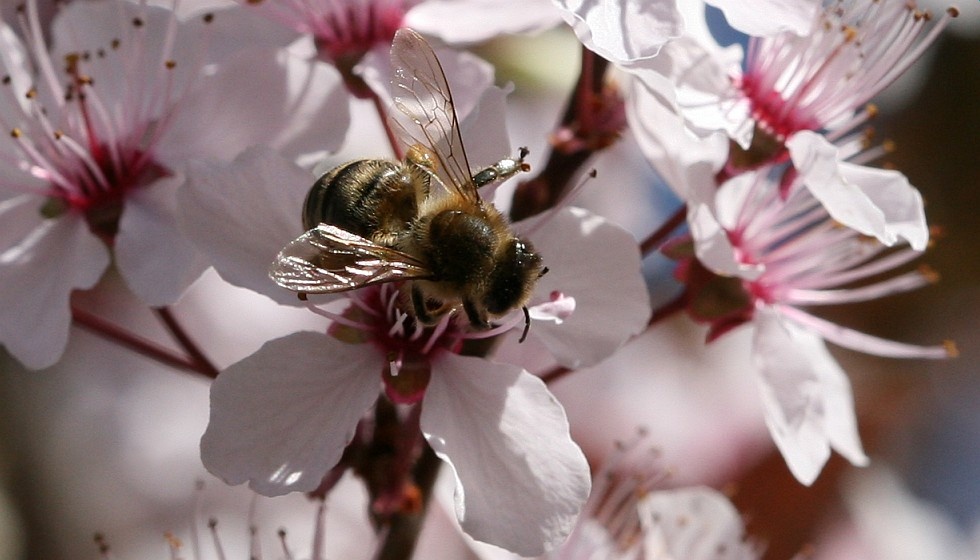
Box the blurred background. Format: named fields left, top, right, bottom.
left=1, top=1, right=978, bottom=559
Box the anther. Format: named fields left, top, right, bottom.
left=10, top=128, right=21, bottom=138
left=203, top=12, right=215, bottom=23
left=132, top=17, right=144, bottom=27
left=165, top=60, right=176, bottom=69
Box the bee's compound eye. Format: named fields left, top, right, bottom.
left=484, top=239, right=542, bottom=315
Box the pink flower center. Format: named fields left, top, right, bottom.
left=246, top=0, right=410, bottom=97
left=5, top=2, right=213, bottom=241
left=325, top=284, right=463, bottom=404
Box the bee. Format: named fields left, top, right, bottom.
left=270, top=28, right=544, bottom=335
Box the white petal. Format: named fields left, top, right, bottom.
left=115, top=176, right=209, bottom=306
left=200, top=331, right=384, bottom=496
left=705, top=0, right=819, bottom=37
left=407, top=0, right=564, bottom=43
left=520, top=207, right=649, bottom=368
left=788, top=131, right=927, bottom=249
left=688, top=202, right=763, bottom=280
left=50, top=1, right=213, bottom=112
left=178, top=146, right=311, bottom=305
left=838, top=162, right=929, bottom=251
left=158, top=48, right=349, bottom=164
left=639, top=487, right=758, bottom=560
left=752, top=308, right=868, bottom=485
left=626, top=75, right=728, bottom=200
left=554, top=0, right=684, bottom=64
left=420, top=354, right=590, bottom=555
left=0, top=198, right=108, bottom=369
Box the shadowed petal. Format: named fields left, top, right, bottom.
left=752, top=308, right=867, bottom=485
left=179, top=147, right=311, bottom=305
left=116, top=176, right=209, bottom=306
left=420, top=353, right=591, bottom=555
left=521, top=207, right=649, bottom=368
left=201, top=331, right=384, bottom=496
left=0, top=198, right=108, bottom=369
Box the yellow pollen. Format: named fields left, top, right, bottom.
left=843, top=26, right=858, bottom=42
left=25, top=87, right=36, bottom=99
left=943, top=341, right=959, bottom=358
left=54, top=130, right=64, bottom=140
left=10, top=128, right=21, bottom=138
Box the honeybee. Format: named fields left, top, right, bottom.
left=270, top=28, right=544, bottom=334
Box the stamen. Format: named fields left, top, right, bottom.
left=420, top=313, right=453, bottom=355
left=304, top=299, right=373, bottom=331
left=310, top=499, right=327, bottom=560
left=93, top=533, right=112, bottom=559
left=208, top=518, right=228, bottom=560
left=278, top=528, right=294, bottom=560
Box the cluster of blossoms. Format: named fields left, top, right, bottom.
left=0, top=0, right=962, bottom=557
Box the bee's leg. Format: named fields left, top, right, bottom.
left=471, top=147, right=531, bottom=189
left=462, top=299, right=490, bottom=330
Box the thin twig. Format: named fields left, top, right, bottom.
left=510, top=46, right=612, bottom=222
left=154, top=307, right=220, bottom=379
left=639, top=204, right=688, bottom=256
left=72, top=306, right=204, bottom=375
left=370, top=89, right=404, bottom=160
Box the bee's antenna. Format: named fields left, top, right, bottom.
left=538, top=266, right=549, bottom=279
left=298, top=292, right=309, bottom=301
left=519, top=305, right=531, bottom=343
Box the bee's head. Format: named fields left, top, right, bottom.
left=483, top=237, right=543, bottom=317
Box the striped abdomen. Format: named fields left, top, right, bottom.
left=302, top=159, right=424, bottom=242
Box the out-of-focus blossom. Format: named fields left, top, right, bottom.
left=629, top=0, right=958, bottom=175
left=669, top=164, right=953, bottom=484
left=639, top=487, right=760, bottom=560
left=471, top=434, right=761, bottom=559
left=236, top=0, right=564, bottom=102
left=0, top=0, right=346, bottom=369
left=814, top=468, right=980, bottom=560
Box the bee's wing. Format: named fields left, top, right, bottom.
left=389, top=28, right=478, bottom=203
left=270, top=224, right=432, bottom=293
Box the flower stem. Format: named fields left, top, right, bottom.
left=510, top=46, right=613, bottom=222
left=639, top=204, right=687, bottom=256
left=370, top=89, right=405, bottom=160
left=373, top=445, right=440, bottom=560
left=71, top=306, right=214, bottom=377
left=154, top=307, right=220, bottom=378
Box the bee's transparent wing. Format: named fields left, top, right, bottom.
left=270, top=224, right=432, bottom=293
left=389, top=28, right=478, bottom=202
